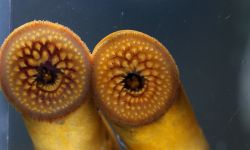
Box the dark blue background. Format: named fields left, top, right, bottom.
left=0, top=0, right=10, bottom=149
left=1, top=0, right=249, bottom=149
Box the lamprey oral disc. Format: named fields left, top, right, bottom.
left=0, top=20, right=91, bottom=120
left=92, top=30, right=180, bottom=126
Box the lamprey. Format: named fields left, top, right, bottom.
left=0, top=21, right=119, bottom=150
left=92, top=30, right=209, bottom=150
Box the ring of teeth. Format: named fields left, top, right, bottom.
left=1, top=21, right=89, bottom=119
left=93, top=30, right=179, bottom=126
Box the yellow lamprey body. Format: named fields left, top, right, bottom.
left=92, top=30, right=209, bottom=150
left=113, top=87, right=209, bottom=150
left=24, top=99, right=116, bottom=150
left=0, top=21, right=119, bottom=150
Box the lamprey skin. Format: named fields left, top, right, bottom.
left=92, top=30, right=209, bottom=150
left=113, top=87, right=209, bottom=150
left=0, top=21, right=119, bottom=150
left=24, top=99, right=118, bottom=150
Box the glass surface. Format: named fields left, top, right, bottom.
left=0, top=0, right=249, bottom=149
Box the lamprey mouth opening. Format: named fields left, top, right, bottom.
left=0, top=21, right=91, bottom=120
left=123, top=72, right=145, bottom=91
left=92, top=30, right=180, bottom=126
left=36, top=61, right=60, bottom=85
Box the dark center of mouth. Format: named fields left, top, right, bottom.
left=123, top=72, right=145, bottom=91
left=36, top=61, right=59, bottom=85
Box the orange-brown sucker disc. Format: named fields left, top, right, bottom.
left=93, top=30, right=180, bottom=126
left=0, top=21, right=91, bottom=120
